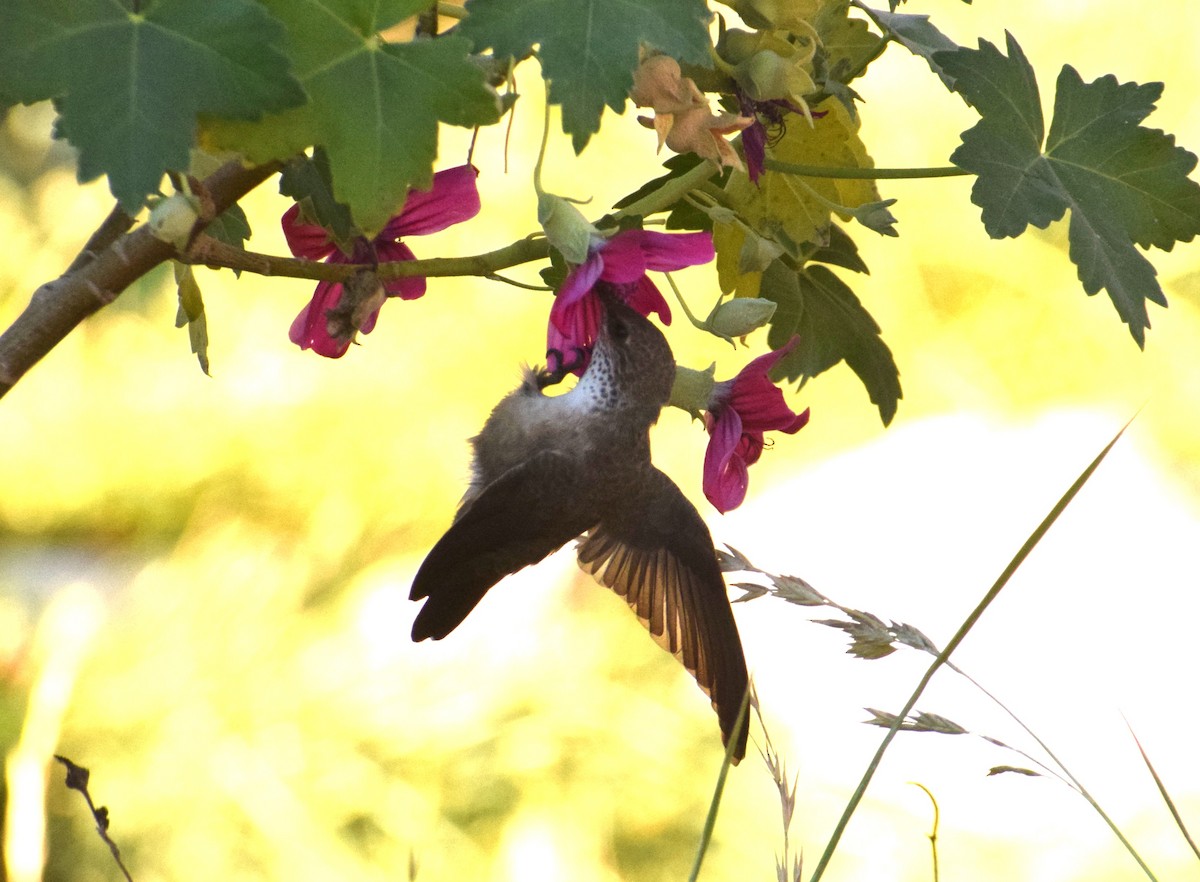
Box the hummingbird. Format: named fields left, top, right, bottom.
left=409, top=294, right=750, bottom=762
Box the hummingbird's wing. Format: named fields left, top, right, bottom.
left=410, top=451, right=599, bottom=642
left=576, top=468, right=750, bottom=763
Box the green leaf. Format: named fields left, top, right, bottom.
left=206, top=205, right=252, bottom=250
left=860, top=6, right=959, bottom=88
left=761, top=260, right=900, bottom=424
left=813, top=0, right=885, bottom=110
left=0, top=0, right=305, bottom=213
left=173, top=263, right=211, bottom=375
left=457, top=0, right=713, bottom=153
left=210, top=1, right=501, bottom=234
left=538, top=248, right=568, bottom=291
left=279, top=149, right=359, bottom=253
left=723, top=100, right=885, bottom=257
left=807, top=223, right=869, bottom=274
left=937, top=34, right=1200, bottom=346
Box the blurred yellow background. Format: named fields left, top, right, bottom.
left=2, top=2, right=1199, bottom=880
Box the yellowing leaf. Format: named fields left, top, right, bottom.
left=720, top=100, right=883, bottom=282
left=713, top=222, right=765, bottom=297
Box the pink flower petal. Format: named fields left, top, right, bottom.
left=375, top=241, right=425, bottom=300
left=703, top=407, right=748, bottom=514
left=636, top=230, right=715, bottom=273
left=596, top=229, right=715, bottom=283
left=383, top=165, right=481, bottom=238
left=281, top=204, right=340, bottom=261
left=593, top=231, right=650, bottom=283
left=727, top=338, right=804, bottom=430
left=550, top=254, right=605, bottom=333
left=289, top=279, right=352, bottom=358
left=624, top=275, right=672, bottom=326
left=700, top=336, right=808, bottom=512
left=547, top=289, right=602, bottom=372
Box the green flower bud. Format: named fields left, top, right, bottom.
left=707, top=298, right=777, bottom=339
left=717, top=28, right=762, bottom=65
left=737, top=48, right=816, bottom=104
left=537, top=192, right=597, bottom=264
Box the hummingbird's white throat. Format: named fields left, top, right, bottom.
left=565, top=340, right=619, bottom=413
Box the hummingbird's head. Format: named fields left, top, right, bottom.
left=584, top=292, right=676, bottom=415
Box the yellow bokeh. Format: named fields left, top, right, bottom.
left=2, top=2, right=1199, bottom=880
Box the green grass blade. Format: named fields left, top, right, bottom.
left=807, top=418, right=1133, bottom=882
left=688, top=685, right=753, bottom=882
left=1128, top=720, right=1200, bottom=862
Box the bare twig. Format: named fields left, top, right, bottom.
left=53, top=755, right=134, bottom=882
left=0, top=159, right=281, bottom=399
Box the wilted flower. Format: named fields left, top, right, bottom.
left=548, top=228, right=714, bottom=370
left=283, top=165, right=480, bottom=357
left=703, top=339, right=809, bottom=512
left=629, top=54, right=707, bottom=150
left=630, top=55, right=752, bottom=170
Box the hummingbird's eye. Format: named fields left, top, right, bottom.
left=610, top=317, right=630, bottom=342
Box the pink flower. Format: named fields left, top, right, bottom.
left=703, top=339, right=810, bottom=513
left=548, top=228, right=714, bottom=370
left=283, top=165, right=480, bottom=357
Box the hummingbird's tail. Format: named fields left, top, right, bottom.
left=576, top=468, right=751, bottom=762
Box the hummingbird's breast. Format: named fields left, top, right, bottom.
left=460, top=365, right=652, bottom=515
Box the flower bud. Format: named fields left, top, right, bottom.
left=851, top=198, right=899, bottom=237
left=717, top=28, right=762, bottom=65
left=737, top=47, right=816, bottom=104
left=707, top=298, right=777, bottom=339
left=148, top=192, right=201, bottom=249
left=537, top=192, right=598, bottom=264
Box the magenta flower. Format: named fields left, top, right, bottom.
left=703, top=339, right=810, bottom=513
left=283, top=165, right=481, bottom=357
left=548, top=228, right=714, bottom=371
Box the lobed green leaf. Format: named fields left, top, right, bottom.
left=937, top=33, right=1200, bottom=346
left=0, top=0, right=305, bottom=212
left=210, top=0, right=502, bottom=235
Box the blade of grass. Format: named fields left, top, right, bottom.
left=688, top=684, right=753, bottom=882
left=808, top=418, right=1134, bottom=882
left=1127, top=720, right=1200, bottom=862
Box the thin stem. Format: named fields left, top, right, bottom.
left=785, top=174, right=853, bottom=215
left=763, top=158, right=969, bottom=180
left=65, top=205, right=135, bottom=275
left=482, top=272, right=551, bottom=291
left=613, top=160, right=719, bottom=221
left=951, top=664, right=1158, bottom=880
left=910, top=783, right=939, bottom=882
left=533, top=77, right=552, bottom=196
left=182, top=234, right=551, bottom=284
left=663, top=272, right=707, bottom=329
